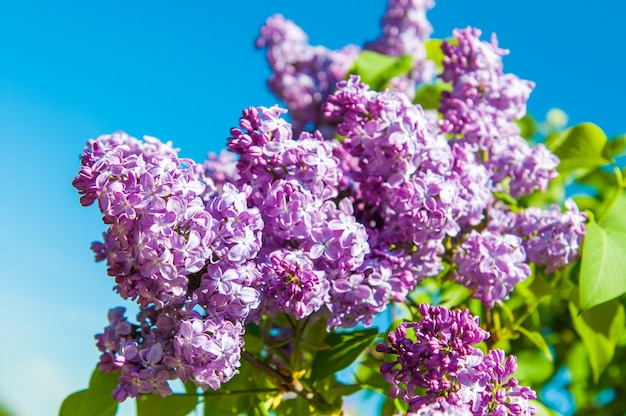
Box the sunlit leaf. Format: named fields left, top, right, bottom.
left=348, top=51, right=413, bottom=91
left=515, top=351, right=554, bottom=384
left=579, top=205, right=626, bottom=310
left=59, top=368, right=119, bottom=416
left=413, top=80, right=451, bottom=110
left=310, top=328, right=379, bottom=382
left=546, top=122, right=612, bottom=173
left=137, top=394, right=198, bottom=416
left=516, top=326, right=554, bottom=361
left=569, top=298, right=625, bottom=383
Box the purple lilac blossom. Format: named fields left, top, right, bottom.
left=321, top=75, right=495, bottom=325
left=439, top=27, right=559, bottom=198
left=377, top=304, right=536, bottom=415
left=366, top=0, right=437, bottom=97
left=96, top=306, right=245, bottom=400
left=74, top=133, right=266, bottom=400
left=513, top=199, right=586, bottom=273
left=256, top=15, right=360, bottom=133
left=454, top=229, right=531, bottom=308
left=73, top=132, right=263, bottom=309
left=488, top=199, right=587, bottom=274
left=227, top=105, right=371, bottom=324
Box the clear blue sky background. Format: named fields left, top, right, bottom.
left=0, top=1, right=624, bottom=415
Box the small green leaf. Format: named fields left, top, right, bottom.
left=607, top=135, right=626, bottom=157
left=424, top=39, right=448, bottom=71
left=310, top=328, right=379, bottom=382
left=516, top=114, right=537, bottom=140
left=137, top=394, right=199, bottom=416
left=579, top=205, right=626, bottom=310
left=59, top=390, right=88, bottom=416
left=348, top=51, right=413, bottom=91
left=59, top=368, right=119, bottom=416
left=515, top=350, right=554, bottom=384
left=413, top=80, right=451, bottom=110
left=516, top=326, right=554, bottom=362
left=569, top=298, right=625, bottom=383
left=577, top=168, right=617, bottom=194
left=546, top=122, right=612, bottom=173
left=439, top=282, right=470, bottom=309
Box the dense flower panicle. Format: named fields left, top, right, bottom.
left=96, top=307, right=245, bottom=400
left=366, top=0, right=437, bottom=96
left=378, top=304, right=536, bottom=415
left=322, top=75, right=503, bottom=324
left=73, top=133, right=264, bottom=308
left=512, top=199, right=587, bottom=273
left=228, top=105, right=371, bottom=324
left=257, top=15, right=360, bottom=133
left=454, top=229, right=531, bottom=308
left=74, top=134, right=268, bottom=401
left=324, top=76, right=462, bottom=247
left=439, top=27, right=559, bottom=198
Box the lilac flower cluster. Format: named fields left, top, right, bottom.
left=73, top=132, right=265, bottom=399
left=73, top=0, right=592, bottom=408
left=366, top=0, right=437, bottom=96
left=454, top=230, right=530, bottom=308
left=321, top=76, right=494, bottom=318
left=377, top=304, right=537, bottom=415
left=489, top=199, right=587, bottom=274
left=96, top=306, right=244, bottom=400
left=256, top=15, right=360, bottom=133
left=439, top=27, right=559, bottom=198
left=227, top=105, right=370, bottom=323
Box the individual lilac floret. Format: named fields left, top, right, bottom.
left=257, top=14, right=360, bottom=132
left=377, top=304, right=536, bottom=415
left=513, top=198, right=587, bottom=273
left=439, top=27, right=559, bottom=198
left=366, top=0, right=437, bottom=96
left=454, top=229, right=531, bottom=308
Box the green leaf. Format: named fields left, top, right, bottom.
left=577, top=168, right=617, bottom=194
left=348, top=51, right=413, bottom=91
left=516, top=326, right=554, bottom=362
left=310, top=328, right=379, bottom=382
left=569, top=298, right=625, bottom=383
left=579, top=204, right=626, bottom=310
left=439, top=282, right=470, bottom=309
left=202, top=359, right=275, bottom=416
left=515, top=351, right=554, bottom=384
left=59, top=368, right=119, bottom=416
left=413, top=80, right=451, bottom=110
left=59, top=390, right=88, bottom=416
left=137, top=394, right=198, bottom=416
left=546, top=122, right=612, bottom=173
left=424, top=39, right=447, bottom=72
left=516, top=114, right=537, bottom=140
left=607, top=135, right=626, bottom=157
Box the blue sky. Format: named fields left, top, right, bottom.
left=0, top=1, right=624, bottom=415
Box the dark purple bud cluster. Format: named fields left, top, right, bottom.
left=377, top=304, right=537, bottom=415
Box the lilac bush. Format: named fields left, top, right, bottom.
left=63, top=0, right=626, bottom=415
